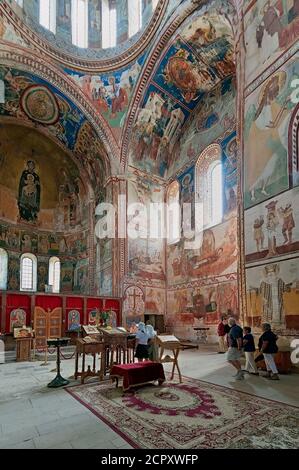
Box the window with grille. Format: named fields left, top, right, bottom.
left=0, top=248, right=8, bottom=290
left=49, top=257, right=60, bottom=293
left=20, top=254, right=37, bottom=291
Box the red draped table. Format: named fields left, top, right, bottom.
left=110, top=362, right=165, bottom=391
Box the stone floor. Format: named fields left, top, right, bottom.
left=0, top=346, right=298, bottom=449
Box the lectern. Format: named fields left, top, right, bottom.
left=157, top=335, right=183, bottom=383
left=47, top=338, right=70, bottom=388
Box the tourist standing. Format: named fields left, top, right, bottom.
left=217, top=316, right=228, bottom=354
left=258, top=323, right=279, bottom=380
left=243, top=327, right=259, bottom=375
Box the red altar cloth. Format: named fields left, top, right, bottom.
left=110, top=362, right=165, bottom=391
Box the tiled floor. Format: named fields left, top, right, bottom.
left=0, top=347, right=298, bottom=449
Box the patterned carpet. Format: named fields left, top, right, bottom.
left=66, top=377, right=299, bottom=449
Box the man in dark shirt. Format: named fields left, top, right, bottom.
left=258, top=323, right=279, bottom=380
left=243, top=327, right=259, bottom=375
left=227, top=318, right=244, bottom=380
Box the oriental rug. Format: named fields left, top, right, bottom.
left=66, top=377, right=299, bottom=449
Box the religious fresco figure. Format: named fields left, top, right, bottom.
left=18, top=160, right=40, bottom=223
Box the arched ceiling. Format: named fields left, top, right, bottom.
left=0, top=0, right=238, bottom=179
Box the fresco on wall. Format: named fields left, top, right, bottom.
left=245, top=187, right=299, bottom=264
left=88, top=0, right=102, bottom=48
left=244, top=0, right=299, bottom=83
left=145, top=287, right=166, bottom=316
left=246, top=257, right=299, bottom=332
left=23, top=0, right=39, bottom=22
left=7, top=254, right=20, bottom=291
left=74, top=258, right=89, bottom=294
left=67, top=59, right=142, bottom=134
left=0, top=13, right=28, bottom=47
left=20, top=231, right=38, bottom=253
left=122, top=285, right=145, bottom=329
left=117, top=0, right=128, bottom=44
left=167, top=280, right=238, bottom=327
left=37, top=259, right=48, bottom=292
left=99, top=267, right=113, bottom=296
left=167, top=217, right=238, bottom=284
left=127, top=175, right=165, bottom=282
left=60, top=261, right=74, bottom=292
left=244, top=58, right=299, bottom=209
left=57, top=0, right=72, bottom=42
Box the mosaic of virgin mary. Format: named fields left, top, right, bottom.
left=18, top=160, right=41, bottom=222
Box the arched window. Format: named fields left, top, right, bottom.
left=20, top=254, right=37, bottom=292
left=39, top=0, right=56, bottom=33
left=209, top=161, right=223, bottom=227
left=167, top=181, right=180, bottom=245
left=48, top=257, right=61, bottom=293
left=128, top=0, right=142, bottom=38
left=0, top=248, right=8, bottom=290
left=102, top=0, right=117, bottom=48
left=72, top=0, right=88, bottom=47
left=196, top=143, right=223, bottom=229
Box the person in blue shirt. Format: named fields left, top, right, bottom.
left=227, top=318, right=244, bottom=380
left=243, top=327, right=259, bottom=375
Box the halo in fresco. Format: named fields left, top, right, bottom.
left=20, top=85, right=60, bottom=125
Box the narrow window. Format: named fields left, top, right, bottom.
left=20, top=254, right=37, bottom=292
left=39, top=0, right=56, bottom=34
left=72, top=0, right=88, bottom=48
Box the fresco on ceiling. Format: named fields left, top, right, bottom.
left=129, top=83, right=188, bottom=177
left=66, top=58, right=143, bottom=134
left=167, top=216, right=238, bottom=286
left=88, top=0, right=102, bottom=48
left=57, top=0, right=72, bottom=42
left=246, top=257, right=299, bottom=332
left=245, top=187, right=299, bottom=265
left=244, top=58, right=299, bottom=210
left=244, top=0, right=299, bottom=84
left=74, top=258, right=89, bottom=294
left=0, top=13, right=28, bottom=47
left=73, top=121, right=106, bottom=202
left=0, top=124, right=88, bottom=230
left=166, top=280, right=239, bottom=334
left=0, top=66, right=85, bottom=151
left=127, top=174, right=165, bottom=282
left=169, top=79, right=236, bottom=176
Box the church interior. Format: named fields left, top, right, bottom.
left=0, top=0, right=299, bottom=450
